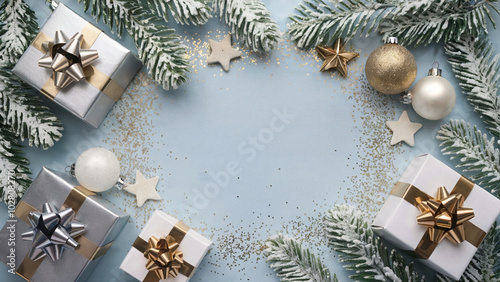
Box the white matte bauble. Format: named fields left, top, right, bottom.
left=411, top=67, right=456, bottom=120
left=75, top=148, right=120, bottom=192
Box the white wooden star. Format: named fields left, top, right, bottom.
left=207, top=33, right=241, bottom=72
left=386, top=111, right=422, bottom=146
left=123, top=170, right=162, bottom=207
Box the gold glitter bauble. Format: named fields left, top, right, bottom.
left=365, top=39, right=417, bottom=95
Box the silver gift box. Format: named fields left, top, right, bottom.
left=12, top=3, right=141, bottom=128
left=0, top=167, right=129, bottom=281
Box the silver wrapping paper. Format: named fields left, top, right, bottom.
left=12, top=4, right=142, bottom=128
left=0, top=167, right=129, bottom=281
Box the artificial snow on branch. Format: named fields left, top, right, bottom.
left=0, top=0, right=63, bottom=201
left=0, top=70, right=63, bottom=149
left=0, top=124, right=31, bottom=203
left=324, top=204, right=423, bottom=282
left=0, top=0, right=38, bottom=66
left=379, top=1, right=498, bottom=47
left=437, top=120, right=500, bottom=198
left=214, top=0, right=281, bottom=52
left=264, top=234, right=337, bottom=282
left=437, top=222, right=500, bottom=282
left=79, top=0, right=190, bottom=90
left=288, top=0, right=499, bottom=49
left=444, top=36, right=500, bottom=139
left=146, top=0, right=212, bottom=25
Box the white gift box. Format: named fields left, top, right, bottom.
left=120, top=211, right=212, bottom=281
left=372, top=154, right=500, bottom=280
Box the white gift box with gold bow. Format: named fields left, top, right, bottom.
left=12, top=3, right=141, bottom=128
left=372, top=154, right=500, bottom=280
left=120, top=211, right=212, bottom=282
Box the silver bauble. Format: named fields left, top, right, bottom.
left=411, top=65, right=456, bottom=120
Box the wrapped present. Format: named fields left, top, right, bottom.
left=0, top=167, right=129, bottom=281
left=12, top=3, right=141, bottom=128
left=372, top=154, right=500, bottom=280
left=120, top=210, right=212, bottom=281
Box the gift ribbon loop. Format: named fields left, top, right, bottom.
left=390, top=176, right=486, bottom=259
left=14, top=185, right=109, bottom=281
left=32, top=24, right=124, bottom=101
left=132, top=221, right=196, bottom=282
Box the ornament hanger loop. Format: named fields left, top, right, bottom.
left=385, top=36, right=398, bottom=44
left=45, top=0, right=59, bottom=11
left=432, top=61, right=440, bottom=69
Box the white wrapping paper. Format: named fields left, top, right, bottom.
left=120, top=211, right=212, bottom=282
left=372, top=154, right=500, bottom=280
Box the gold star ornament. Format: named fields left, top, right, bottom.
left=316, top=39, right=359, bottom=77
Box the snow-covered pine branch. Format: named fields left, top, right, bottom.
left=0, top=71, right=63, bottom=149
left=437, top=120, right=500, bottom=198
left=79, top=0, right=189, bottom=90
left=264, top=234, right=337, bottom=282
left=214, top=0, right=281, bottom=52
left=287, top=0, right=498, bottom=49
left=324, top=204, right=423, bottom=282
left=288, top=0, right=385, bottom=49
left=444, top=36, right=500, bottom=139
left=437, top=222, right=500, bottom=282
left=379, top=0, right=499, bottom=47
left=0, top=0, right=38, bottom=66
left=147, top=0, right=212, bottom=25
left=0, top=124, right=31, bottom=203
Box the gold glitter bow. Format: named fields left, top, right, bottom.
left=144, top=235, right=184, bottom=280
left=38, top=30, right=99, bottom=89
left=416, top=186, right=475, bottom=245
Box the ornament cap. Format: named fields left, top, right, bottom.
left=385, top=37, right=398, bottom=44
left=429, top=61, right=442, bottom=76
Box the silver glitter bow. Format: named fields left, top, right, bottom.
left=38, top=30, right=99, bottom=89
left=21, top=203, right=85, bottom=261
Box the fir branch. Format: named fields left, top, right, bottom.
left=146, top=0, right=212, bottom=25
left=437, top=222, right=500, bottom=282
left=0, top=0, right=38, bottom=66
left=287, top=0, right=499, bottom=49
left=437, top=120, right=500, bottom=198
left=444, top=36, right=500, bottom=139
left=264, top=234, right=337, bottom=282
left=0, top=70, right=63, bottom=149
left=0, top=124, right=31, bottom=203
left=380, top=0, right=500, bottom=47
left=214, top=0, right=281, bottom=52
left=288, top=0, right=386, bottom=49
left=79, top=0, right=189, bottom=90
left=324, top=204, right=423, bottom=282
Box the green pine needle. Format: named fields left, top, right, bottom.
left=146, top=0, right=212, bottom=25
left=0, top=124, right=31, bottom=203
left=437, top=120, right=500, bottom=197
left=214, top=0, right=281, bottom=52
left=437, top=222, right=500, bottom=282
left=380, top=1, right=499, bottom=47
left=264, top=234, right=338, bottom=282
left=444, top=36, right=500, bottom=139
left=287, top=0, right=499, bottom=49
left=79, top=0, right=190, bottom=90
left=324, top=204, right=423, bottom=282
left=0, top=70, right=63, bottom=149
left=0, top=0, right=38, bottom=66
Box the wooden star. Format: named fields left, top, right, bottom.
left=123, top=170, right=162, bottom=207
left=207, top=33, right=241, bottom=72
left=316, top=39, right=359, bottom=77
left=386, top=111, right=422, bottom=146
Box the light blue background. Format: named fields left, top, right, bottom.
left=1, top=0, right=499, bottom=281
